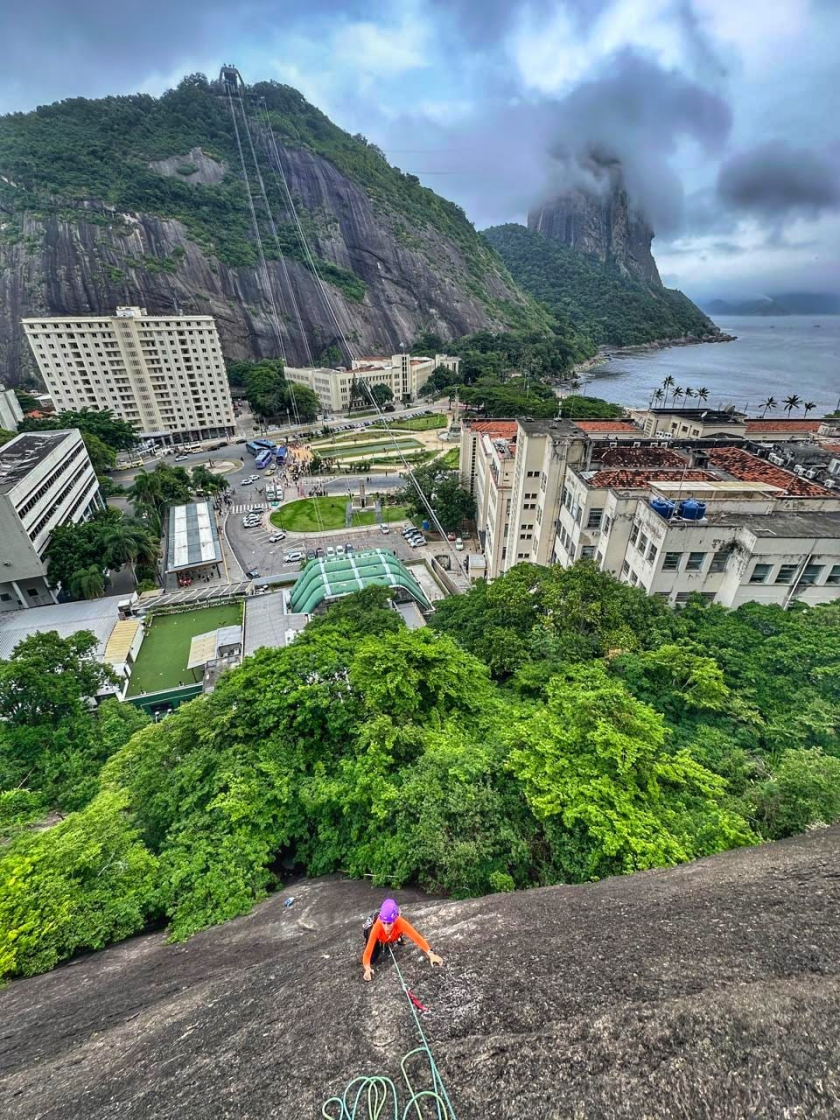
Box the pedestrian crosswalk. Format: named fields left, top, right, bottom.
left=229, top=502, right=269, bottom=513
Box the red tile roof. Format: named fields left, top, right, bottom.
left=468, top=421, right=519, bottom=439
left=595, top=447, right=689, bottom=468
left=586, top=469, right=715, bottom=489
left=821, top=444, right=840, bottom=455
left=706, top=446, right=830, bottom=496
left=745, top=419, right=823, bottom=433
left=573, top=420, right=639, bottom=432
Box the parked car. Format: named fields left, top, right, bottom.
left=379, top=525, right=390, bottom=534
left=306, top=548, right=317, bottom=560
left=174, top=454, right=189, bottom=462
left=345, top=544, right=355, bottom=556
left=269, top=533, right=286, bottom=544
left=248, top=505, right=263, bottom=513
left=283, top=550, right=303, bottom=563
left=241, top=478, right=253, bottom=486
left=326, top=545, right=336, bottom=559
left=315, top=547, right=324, bottom=558
left=245, top=569, right=260, bottom=579
left=455, top=537, right=464, bottom=551
left=447, top=532, right=456, bottom=541
left=249, top=474, right=260, bottom=482
left=336, top=544, right=345, bottom=557
left=410, top=536, right=427, bottom=546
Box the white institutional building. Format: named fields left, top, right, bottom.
left=285, top=353, right=459, bottom=413
left=461, top=416, right=840, bottom=608
left=22, top=306, right=235, bottom=446
left=0, top=430, right=101, bottom=612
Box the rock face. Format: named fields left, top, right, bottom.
left=0, top=150, right=530, bottom=387
left=529, top=160, right=662, bottom=286
left=2, top=827, right=839, bottom=1119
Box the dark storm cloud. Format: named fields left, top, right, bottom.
left=717, top=142, right=840, bottom=218
left=531, top=50, right=731, bottom=235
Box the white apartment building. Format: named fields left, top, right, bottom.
left=638, top=407, right=747, bottom=440
left=22, top=306, right=235, bottom=445
left=0, top=389, right=24, bottom=432
left=554, top=450, right=840, bottom=608
left=286, top=353, right=455, bottom=413
left=0, top=430, right=101, bottom=612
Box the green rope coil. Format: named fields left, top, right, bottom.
left=321, top=948, right=458, bottom=1119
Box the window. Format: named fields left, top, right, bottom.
left=526, top=470, right=539, bottom=478
left=0, top=593, right=11, bottom=602
left=709, top=548, right=732, bottom=573
left=749, top=563, right=772, bottom=584
left=638, top=532, right=649, bottom=553
left=27, top=588, right=39, bottom=598
left=800, top=564, right=824, bottom=586
left=580, top=545, right=596, bottom=561
left=630, top=571, right=639, bottom=585
left=621, top=559, right=630, bottom=576
left=663, top=552, right=682, bottom=571
left=602, top=514, right=612, bottom=534
left=646, top=543, right=658, bottom=564
left=586, top=508, right=603, bottom=530
left=686, top=552, right=706, bottom=572
left=827, top=565, right=840, bottom=586
left=629, top=523, right=639, bottom=546
left=775, top=564, right=799, bottom=584
left=674, top=591, right=692, bottom=605
left=653, top=591, right=670, bottom=600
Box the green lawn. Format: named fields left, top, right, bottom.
left=373, top=414, right=447, bottom=431
left=314, top=437, right=422, bottom=457
left=127, top=603, right=243, bottom=696
left=271, top=497, right=409, bottom=533
left=440, top=448, right=460, bottom=469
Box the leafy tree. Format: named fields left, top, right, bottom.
left=81, top=432, right=117, bottom=474
left=368, top=383, right=394, bottom=408
left=190, top=465, right=229, bottom=495
left=0, top=791, right=158, bottom=979
left=557, top=395, right=623, bottom=419
left=15, top=389, right=41, bottom=413
left=68, top=563, right=106, bottom=600
left=399, top=462, right=475, bottom=531
left=0, top=429, right=17, bottom=447
left=508, top=664, right=755, bottom=881
left=750, top=750, right=840, bottom=839
left=0, top=631, right=111, bottom=728
left=19, top=408, right=137, bottom=451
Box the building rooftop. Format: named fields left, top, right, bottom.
left=103, top=618, right=142, bottom=665
left=573, top=420, right=639, bottom=433
left=289, top=549, right=432, bottom=614
left=0, top=596, right=120, bottom=661
left=166, top=501, right=222, bottom=572
left=517, top=418, right=582, bottom=437
left=465, top=420, right=519, bottom=439
left=709, top=509, right=840, bottom=538
left=706, top=447, right=830, bottom=497
left=584, top=468, right=715, bottom=489
left=648, top=408, right=745, bottom=423
left=744, top=419, right=824, bottom=433
left=242, top=594, right=307, bottom=656
left=0, top=431, right=74, bottom=494
left=593, top=447, right=689, bottom=469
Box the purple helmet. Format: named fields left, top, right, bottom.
left=380, top=898, right=399, bottom=923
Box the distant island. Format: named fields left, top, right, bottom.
left=705, top=293, right=840, bottom=316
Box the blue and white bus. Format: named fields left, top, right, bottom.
left=246, top=439, right=276, bottom=456
left=255, top=449, right=274, bottom=470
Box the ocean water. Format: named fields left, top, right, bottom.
left=582, top=316, right=840, bottom=415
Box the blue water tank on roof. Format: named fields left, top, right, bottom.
left=679, top=499, right=707, bottom=521
left=650, top=497, right=676, bottom=519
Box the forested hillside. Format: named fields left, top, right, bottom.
left=3, top=569, right=839, bottom=982
left=483, top=223, right=717, bottom=347
left=0, top=75, right=548, bottom=381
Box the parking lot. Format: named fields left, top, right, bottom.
left=224, top=509, right=455, bottom=582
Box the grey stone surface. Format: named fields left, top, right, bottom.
left=2, top=827, right=839, bottom=1118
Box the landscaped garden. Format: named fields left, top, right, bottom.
left=373, top=414, right=447, bottom=431
left=270, top=497, right=409, bottom=533
left=127, top=603, right=243, bottom=696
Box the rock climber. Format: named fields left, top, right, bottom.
left=362, top=898, right=443, bottom=982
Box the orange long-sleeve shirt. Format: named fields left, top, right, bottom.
left=362, top=915, right=430, bottom=968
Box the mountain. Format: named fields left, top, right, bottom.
left=3, top=827, right=838, bottom=1118
left=0, top=75, right=548, bottom=385
left=707, top=293, right=840, bottom=316
left=484, top=222, right=717, bottom=348
left=528, top=158, right=661, bottom=286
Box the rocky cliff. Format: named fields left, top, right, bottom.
left=0, top=78, right=544, bottom=386
left=528, top=159, right=662, bottom=286
left=2, top=826, right=838, bottom=1119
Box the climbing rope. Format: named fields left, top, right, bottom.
left=321, top=946, right=458, bottom=1119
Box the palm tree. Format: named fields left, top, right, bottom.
left=662, top=375, right=675, bottom=406
left=783, top=394, right=802, bottom=417
left=760, top=396, right=778, bottom=418
left=100, top=517, right=159, bottom=582
left=697, top=387, right=709, bottom=402
left=672, top=386, right=685, bottom=406
left=653, top=388, right=664, bottom=405
left=684, top=387, right=695, bottom=401
left=803, top=401, right=817, bottom=419
left=69, top=564, right=105, bottom=601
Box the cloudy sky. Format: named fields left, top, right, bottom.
left=2, top=0, right=838, bottom=301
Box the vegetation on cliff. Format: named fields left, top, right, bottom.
left=2, top=567, right=840, bottom=981
left=483, top=223, right=715, bottom=347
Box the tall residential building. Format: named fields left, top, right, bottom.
left=285, top=353, right=456, bottom=413
left=22, top=306, right=235, bottom=445
left=0, top=430, right=101, bottom=612
left=0, top=389, right=24, bottom=432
